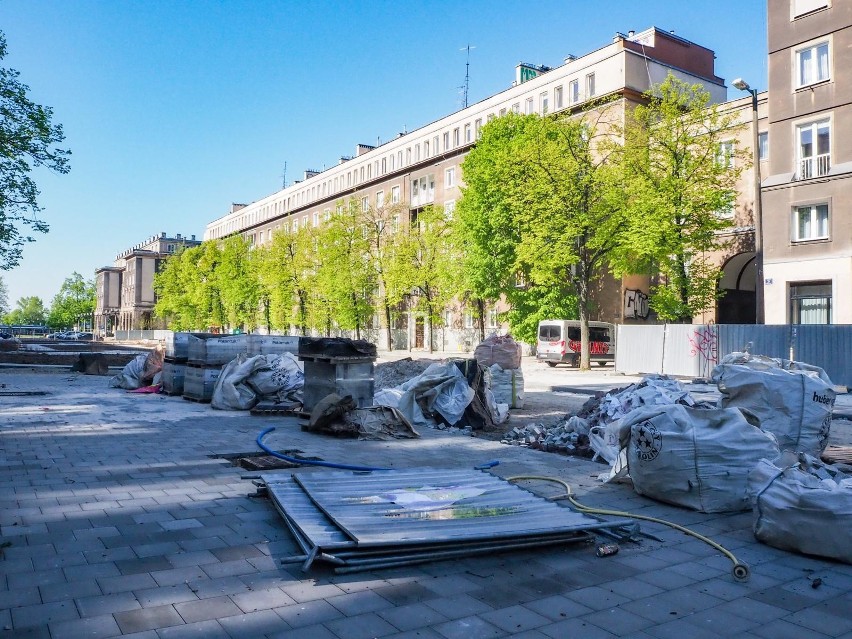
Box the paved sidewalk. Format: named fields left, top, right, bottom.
left=0, top=371, right=850, bottom=639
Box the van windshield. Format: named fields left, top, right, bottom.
left=538, top=325, right=561, bottom=340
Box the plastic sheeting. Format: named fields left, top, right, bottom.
left=713, top=355, right=835, bottom=455
left=749, top=453, right=852, bottom=564
left=109, top=348, right=164, bottom=390
left=485, top=364, right=524, bottom=409
left=619, top=405, right=780, bottom=513
left=211, top=353, right=304, bottom=410
left=374, top=362, right=474, bottom=428
left=473, top=335, right=522, bottom=370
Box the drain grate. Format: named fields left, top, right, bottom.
left=210, top=450, right=323, bottom=471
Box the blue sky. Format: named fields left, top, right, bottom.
left=0, top=0, right=767, bottom=308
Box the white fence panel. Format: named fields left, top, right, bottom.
left=616, top=324, right=665, bottom=374
left=663, top=324, right=719, bottom=378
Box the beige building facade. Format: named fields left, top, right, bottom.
left=203, top=28, right=752, bottom=348
left=762, top=0, right=852, bottom=323
left=94, top=233, right=200, bottom=334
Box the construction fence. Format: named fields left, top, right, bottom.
left=615, top=324, right=852, bottom=388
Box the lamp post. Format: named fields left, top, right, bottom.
left=732, top=78, right=764, bottom=324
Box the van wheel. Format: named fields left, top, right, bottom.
left=597, top=362, right=607, bottom=367
left=546, top=362, right=557, bottom=368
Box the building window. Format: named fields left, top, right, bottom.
left=797, top=41, right=829, bottom=87
left=790, top=281, right=831, bottom=324
left=361, top=197, right=369, bottom=212
left=486, top=113, right=495, bottom=122
left=445, top=167, right=456, bottom=188
left=464, top=123, right=471, bottom=143
left=792, top=203, right=829, bottom=241
left=525, top=97, right=534, bottom=114
left=540, top=91, right=549, bottom=114
left=424, top=140, right=429, bottom=157
left=312, top=212, right=319, bottom=227
left=717, top=140, right=735, bottom=167
left=443, top=131, right=449, bottom=150
left=464, top=312, right=474, bottom=329
left=487, top=307, right=498, bottom=328
left=793, top=0, right=829, bottom=17
left=758, top=131, right=768, bottom=160
left=433, top=135, right=439, bottom=154
left=797, top=119, right=830, bottom=179
left=453, top=128, right=460, bottom=147
left=392, top=213, right=400, bottom=232
left=391, top=185, right=400, bottom=203
left=569, top=79, right=579, bottom=103
left=499, top=107, right=507, bottom=116
left=444, top=200, right=455, bottom=219
left=381, top=158, right=386, bottom=174
left=512, top=102, right=520, bottom=114
left=554, top=85, right=563, bottom=109
left=585, top=73, right=596, bottom=98
left=474, top=118, right=482, bottom=139
left=376, top=190, right=384, bottom=208
left=414, top=144, right=420, bottom=162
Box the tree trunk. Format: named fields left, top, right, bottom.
left=383, top=302, right=393, bottom=351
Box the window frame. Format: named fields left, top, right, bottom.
left=796, top=117, right=831, bottom=179
left=791, top=202, right=830, bottom=242
left=795, top=38, right=831, bottom=89
left=585, top=73, right=595, bottom=98
left=445, top=166, right=456, bottom=189
left=789, top=280, right=832, bottom=324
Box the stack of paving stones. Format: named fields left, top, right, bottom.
left=162, top=332, right=207, bottom=396
left=182, top=334, right=250, bottom=402
left=502, top=421, right=589, bottom=454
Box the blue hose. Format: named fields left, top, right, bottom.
left=256, top=426, right=391, bottom=472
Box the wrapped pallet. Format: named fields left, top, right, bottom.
left=473, top=335, right=522, bottom=370
left=712, top=361, right=835, bottom=455
left=485, top=364, right=524, bottom=409
left=619, top=405, right=780, bottom=513
left=749, top=454, right=852, bottom=564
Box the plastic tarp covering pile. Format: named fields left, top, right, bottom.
left=485, top=364, right=524, bottom=409
left=109, top=347, right=164, bottom=390
left=211, top=353, right=304, bottom=410
left=306, top=393, right=419, bottom=440
left=619, top=405, right=781, bottom=512
left=473, top=334, right=522, bottom=370
left=260, top=468, right=635, bottom=573
left=712, top=353, right=835, bottom=455
left=749, top=453, right=852, bottom=564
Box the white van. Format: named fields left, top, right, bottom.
left=536, top=320, right=615, bottom=367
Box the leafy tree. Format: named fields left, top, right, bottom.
left=616, top=74, right=746, bottom=321
left=47, top=272, right=94, bottom=329
left=154, top=245, right=205, bottom=330
left=217, top=235, right=259, bottom=331
left=389, top=205, right=459, bottom=353
left=5, top=295, right=46, bottom=325
left=0, top=32, right=70, bottom=269
left=261, top=225, right=315, bottom=335
left=455, top=110, right=626, bottom=367
left=0, top=275, right=8, bottom=317
left=314, top=199, right=376, bottom=340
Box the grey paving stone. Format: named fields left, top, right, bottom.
left=537, top=617, right=618, bottom=639
left=39, top=578, right=102, bottom=603
left=64, top=561, right=122, bottom=582
left=163, top=550, right=219, bottom=568
left=280, top=580, right=344, bottom=604
left=634, top=567, right=700, bottom=590
left=10, top=599, right=79, bottom=628
left=0, top=624, right=52, bottom=639
left=580, top=607, right=655, bottom=635
left=418, top=574, right=480, bottom=597
left=326, top=590, right=394, bottom=617
left=480, top=604, right=551, bottom=633
left=431, top=614, right=506, bottom=639
left=564, top=585, right=631, bottom=612
left=748, top=586, right=826, bottom=613
left=377, top=601, right=450, bottom=632
left=149, top=565, right=208, bottom=587
left=199, top=558, right=256, bottom=579
left=157, top=618, right=230, bottom=638
left=679, top=606, right=763, bottom=636
left=230, top=587, right=295, bottom=613
left=187, top=576, right=251, bottom=599
left=273, top=599, right=344, bottom=628
left=209, top=544, right=264, bottom=562
left=75, top=591, right=142, bottom=617
left=133, top=583, right=198, bottom=608
left=97, top=572, right=158, bottom=595
left=0, top=587, right=41, bottom=610
left=133, top=541, right=182, bottom=558
left=322, top=610, right=399, bottom=639
left=785, top=607, right=852, bottom=636
left=645, top=616, right=732, bottom=639
left=114, top=604, right=184, bottom=634
left=381, top=628, right=447, bottom=639
left=7, top=568, right=66, bottom=590
left=47, top=612, right=120, bottom=639
left=114, top=556, right=174, bottom=575
left=751, top=618, right=834, bottom=639
left=218, top=609, right=289, bottom=638
left=174, top=594, right=242, bottom=624
left=265, top=622, right=338, bottom=639
left=712, top=597, right=789, bottom=623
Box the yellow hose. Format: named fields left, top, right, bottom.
left=506, top=475, right=750, bottom=582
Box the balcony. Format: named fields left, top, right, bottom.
left=799, top=153, right=830, bottom=180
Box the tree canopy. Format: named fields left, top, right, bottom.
left=4, top=295, right=46, bottom=325
left=0, top=31, right=70, bottom=269
left=616, top=74, right=746, bottom=321
left=47, top=272, right=94, bottom=329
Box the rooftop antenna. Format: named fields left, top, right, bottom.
left=281, top=161, right=287, bottom=189
left=460, top=44, right=475, bottom=108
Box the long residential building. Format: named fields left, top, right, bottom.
left=203, top=27, right=762, bottom=349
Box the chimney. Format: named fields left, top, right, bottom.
left=161, top=232, right=166, bottom=238
left=191, top=234, right=196, bottom=241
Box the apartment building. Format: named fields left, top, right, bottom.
left=94, top=232, right=200, bottom=334
left=762, top=0, right=852, bottom=323
left=205, top=28, right=753, bottom=348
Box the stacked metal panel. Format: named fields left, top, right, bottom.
left=261, top=468, right=634, bottom=573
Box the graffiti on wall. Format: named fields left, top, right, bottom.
left=624, top=289, right=650, bottom=320
left=687, top=324, right=719, bottom=376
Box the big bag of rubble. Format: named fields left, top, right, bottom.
left=619, top=404, right=780, bottom=513
left=473, top=335, right=522, bottom=370
left=485, top=363, right=524, bottom=409
left=748, top=453, right=852, bottom=564
left=212, top=353, right=304, bottom=410
left=712, top=353, right=835, bottom=455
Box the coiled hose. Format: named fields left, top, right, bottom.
left=256, top=426, right=391, bottom=472
left=506, top=475, right=750, bottom=582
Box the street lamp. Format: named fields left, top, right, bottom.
left=732, top=78, right=764, bottom=324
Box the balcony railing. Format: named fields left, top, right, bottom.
left=799, top=153, right=831, bottom=179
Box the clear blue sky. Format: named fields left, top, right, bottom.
left=1, top=0, right=767, bottom=309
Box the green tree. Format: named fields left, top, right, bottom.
left=217, top=235, right=259, bottom=332
left=617, top=74, right=746, bottom=321
left=154, top=245, right=205, bottom=330
left=314, top=199, right=376, bottom=340
left=0, top=275, right=9, bottom=317
left=47, top=272, right=94, bottom=329
left=5, top=295, right=46, bottom=325
left=261, top=225, right=315, bottom=335
left=455, top=110, right=626, bottom=367
left=0, top=32, right=70, bottom=269
left=389, top=205, right=459, bottom=353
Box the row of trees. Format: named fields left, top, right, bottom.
left=154, top=76, right=746, bottom=366
left=154, top=203, right=460, bottom=351
left=0, top=273, right=95, bottom=329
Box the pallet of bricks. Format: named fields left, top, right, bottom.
left=182, top=334, right=250, bottom=402
left=162, top=332, right=211, bottom=396
left=299, top=337, right=377, bottom=412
